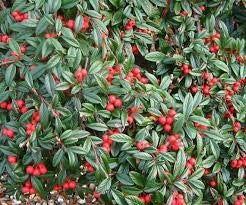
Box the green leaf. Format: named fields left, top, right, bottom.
left=67, top=149, right=76, bottom=167
left=5, top=65, right=16, bottom=86
left=110, top=134, right=132, bottom=143
left=69, top=146, right=86, bottom=155
left=183, top=93, right=193, bottom=118
left=173, top=114, right=185, bottom=132
left=89, top=60, right=103, bottom=74
left=190, top=115, right=210, bottom=126
left=129, top=171, right=145, bottom=187
left=39, top=102, right=49, bottom=128
left=173, top=149, right=186, bottom=177
left=45, top=73, right=55, bottom=96
left=31, top=177, right=45, bottom=198
left=97, top=177, right=112, bottom=194
left=145, top=52, right=165, bottom=62
left=53, top=149, right=64, bottom=166
left=9, top=38, right=20, bottom=54
left=87, top=123, right=108, bottom=131
left=213, top=60, right=229, bottom=73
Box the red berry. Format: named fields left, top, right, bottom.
left=158, top=116, right=166, bottom=125
left=200, top=6, right=206, bottom=11
left=139, top=196, right=146, bottom=203
left=66, top=19, right=75, bottom=29
left=33, top=168, right=41, bottom=176
left=11, top=11, right=19, bottom=17
left=168, top=109, right=176, bottom=117
left=0, top=101, right=8, bottom=109
left=6, top=103, right=12, bottom=111
left=144, top=194, right=151, bottom=203
left=26, top=165, right=35, bottom=174
left=210, top=180, right=217, bottom=187
left=128, top=115, right=134, bottom=124
left=29, top=187, right=36, bottom=194
left=16, top=99, right=25, bottom=108
left=6, top=128, right=14, bottom=138
left=132, top=67, right=141, bottom=76
left=163, top=124, right=172, bottom=132
left=68, top=181, right=76, bottom=189
left=63, top=182, right=70, bottom=189
left=189, top=157, right=196, bottom=166
left=166, top=116, right=174, bottom=125
left=93, top=191, right=101, bottom=199
left=81, top=68, right=87, bottom=77
left=106, top=103, right=115, bottom=112
left=20, top=106, right=28, bottom=113
left=130, top=106, right=136, bottom=113
left=39, top=166, right=48, bottom=175
left=181, top=10, right=188, bottom=16
left=114, top=99, right=123, bottom=108
left=7, top=155, right=17, bottom=164
left=158, top=144, right=167, bottom=153
left=22, top=186, right=29, bottom=193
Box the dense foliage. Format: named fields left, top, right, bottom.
left=0, top=0, right=245, bottom=204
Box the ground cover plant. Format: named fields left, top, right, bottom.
left=0, top=0, right=245, bottom=204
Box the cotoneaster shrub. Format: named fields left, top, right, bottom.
left=0, top=0, right=245, bottom=204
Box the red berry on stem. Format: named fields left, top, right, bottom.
left=106, top=103, right=115, bottom=112
left=26, top=165, right=35, bottom=175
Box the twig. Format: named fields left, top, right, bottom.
left=162, top=0, right=171, bottom=17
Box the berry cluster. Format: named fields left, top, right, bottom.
left=186, top=157, right=196, bottom=174
left=2, top=127, right=15, bottom=139
left=125, top=67, right=149, bottom=84
left=127, top=106, right=137, bottom=125
left=25, top=111, right=40, bottom=136
left=0, top=101, right=12, bottom=111
left=61, top=178, right=77, bottom=190
left=11, top=10, right=28, bottom=22
left=101, top=128, right=119, bottom=152
left=106, top=95, right=123, bottom=112
left=26, top=163, right=48, bottom=176
left=204, top=33, right=221, bottom=53
left=180, top=64, right=192, bottom=75
left=0, top=34, right=10, bottom=43
left=171, top=193, right=185, bottom=205
left=158, top=109, right=176, bottom=133
left=234, top=195, right=245, bottom=205
left=65, top=16, right=90, bottom=32
left=136, top=140, right=150, bottom=151
left=106, top=65, right=121, bottom=84
left=22, top=180, right=36, bottom=194
left=16, top=99, right=28, bottom=113
left=230, top=156, right=246, bottom=169
left=74, top=68, right=88, bottom=83
left=223, top=81, right=244, bottom=119
left=166, top=134, right=182, bottom=151
left=139, top=194, right=151, bottom=204
left=125, top=19, right=136, bottom=30
left=201, top=71, right=219, bottom=96
left=85, top=162, right=94, bottom=172
left=53, top=178, right=76, bottom=191
left=7, top=155, right=17, bottom=165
